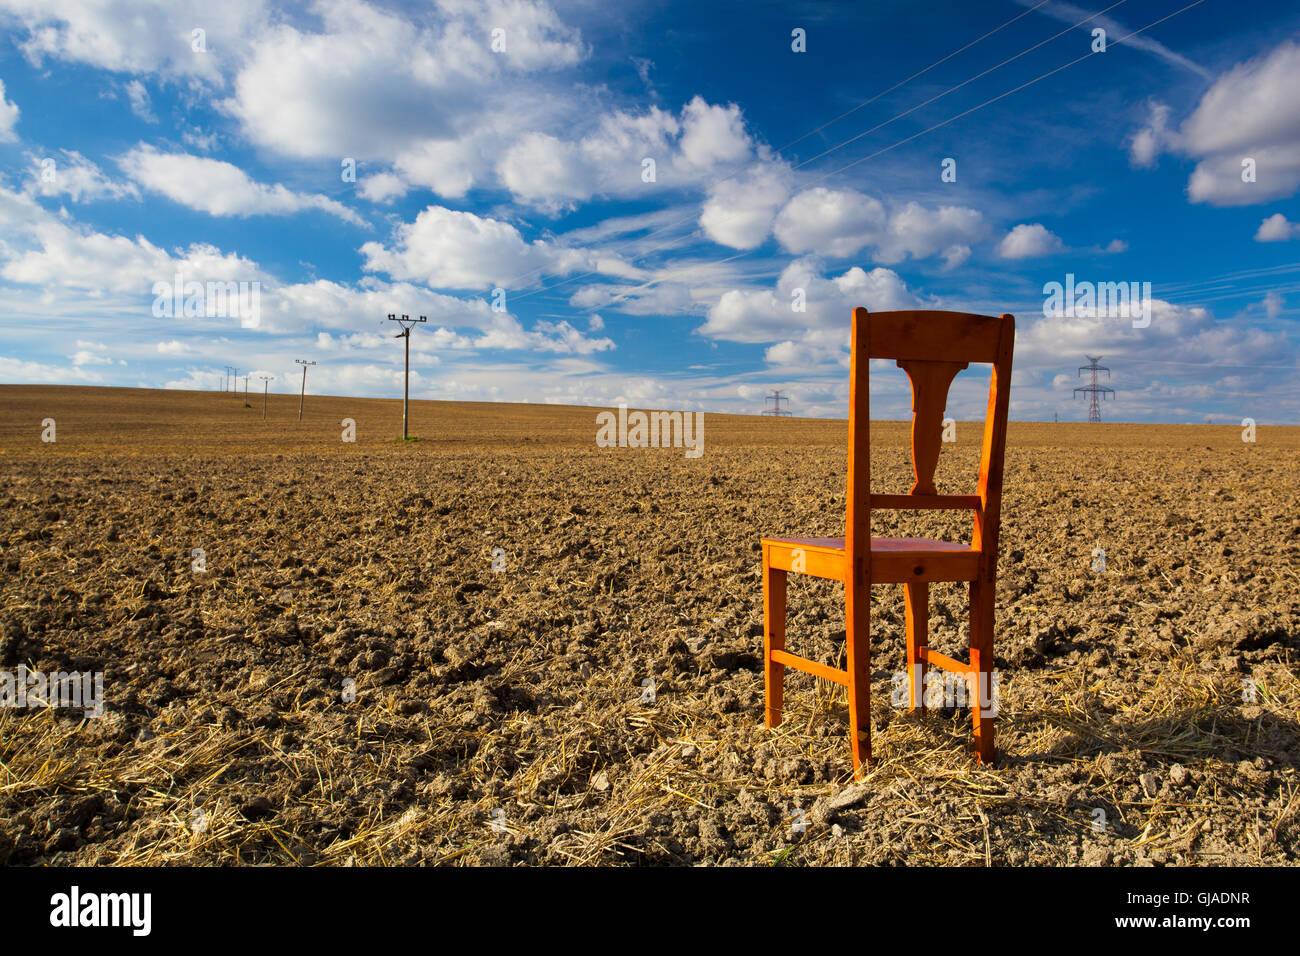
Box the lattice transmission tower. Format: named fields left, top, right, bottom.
left=762, top=390, right=792, bottom=417
left=1074, top=356, right=1115, bottom=423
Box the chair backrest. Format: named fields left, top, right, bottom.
left=845, top=308, right=1015, bottom=563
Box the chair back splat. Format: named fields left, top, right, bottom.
left=761, top=307, right=1015, bottom=778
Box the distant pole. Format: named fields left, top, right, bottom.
left=295, top=359, right=316, bottom=422
left=387, top=313, right=427, bottom=440
left=224, top=366, right=234, bottom=392
left=259, top=375, right=273, bottom=419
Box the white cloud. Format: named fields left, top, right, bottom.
left=769, top=188, right=987, bottom=266
left=1254, top=212, right=1300, bottom=242
left=358, top=172, right=409, bottom=204
left=997, top=223, right=1065, bottom=259
left=1018, top=296, right=1291, bottom=373
left=71, top=339, right=112, bottom=365
left=0, top=0, right=268, bottom=79
left=118, top=145, right=366, bottom=225
left=1129, top=101, right=1171, bottom=168
left=125, top=79, right=156, bottom=122
left=1131, top=41, right=1300, bottom=205
left=1021, top=0, right=1208, bottom=76
left=0, top=353, right=104, bottom=383
left=359, top=205, right=594, bottom=290
left=498, top=97, right=758, bottom=209
left=1263, top=291, right=1284, bottom=320
left=698, top=162, right=792, bottom=249
left=0, top=77, right=17, bottom=140
left=773, top=187, right=886, bottom=258
left=701, top=256, right=922, bottom=346
left=224, top=0, right=582, bottom=168
left=0, top=183, right=614, bottom=354
left=875, top=202, right=986, bottom=266
left=25, top=150, right=139, bottom=202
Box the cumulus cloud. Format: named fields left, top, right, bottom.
left=118, top=145, right=366, bottom=225
left=358, top=172, right=409, bottom=204
left=767, top=188, right=987, bottom=267
left=1018, top=295, right=1292, bottom=372
left=0, top=0, right=268, bottom=79
left=499, top=97, right=758, bottom=210
left=224, top=0, right=583, bottom=172
left=701, top=256, right=922, bottom=346
left=359, top=205, right=594, bottom=290
left=772, top=187, right=886, bottom=258
left=997, top=223, right=1065, bottom=259
left=0, top=182, right=614, bottom=356
left=1255, top=212, right=1300, bottom=241
left=698, top=162, right=792, bottom=249
left=1130, top=41, right=1300, bottom=205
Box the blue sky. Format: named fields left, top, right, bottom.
left=0, top=0, right=1297, bottom=422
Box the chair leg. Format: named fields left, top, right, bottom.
left=844, top=574, right=871, bottom=777
left=904, top=582, right=928, bottom=712
left=763, top=550, right=786, bottom=729
left=969, top=577, right=996, bottom=765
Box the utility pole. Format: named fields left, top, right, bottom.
left=295, top=359, right=316, bottom=422
left=387, top=313, right=427, bottom=440
left=259, top=375, right=273, bottom=419
left=243, top=374, right=250, bottom=408
left=224, top=366, right=234, bottom=392
left=762, top=390, right=792, bottom=416
left=1074, top=356, right=1115, bottom=423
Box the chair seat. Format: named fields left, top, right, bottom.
left=762, top=535, right=981, bottom=583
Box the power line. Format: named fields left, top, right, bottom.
left=512, top=0, right=1203, bottom=314
left=501, top=0, right=1105, bottom=302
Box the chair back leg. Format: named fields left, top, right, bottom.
left=968, top=578, right=996, bottom=764
left=762, top=550, right=786, bottom=728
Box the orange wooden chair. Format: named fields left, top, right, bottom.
left=760, top=307, right=1015, bottom=778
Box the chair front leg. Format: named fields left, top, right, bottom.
left=763, top=547, right=786, bottom=729
left=845, top=569, right=871, bottom=777
left=904, top=581, right=928, bottom=712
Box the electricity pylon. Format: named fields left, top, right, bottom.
left=762, top=390, right=792, bottom=417
left=1074, top=356, right=1115, bottom=423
